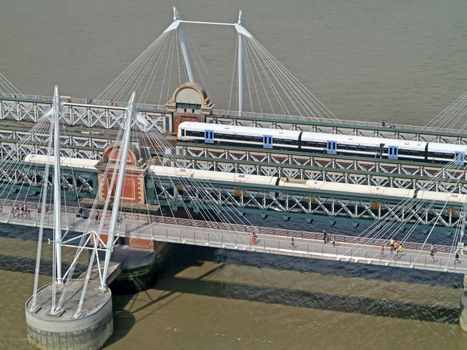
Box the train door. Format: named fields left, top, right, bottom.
left=262, top=135, right=273, bottom=149
left=454, top=151, right=465, bottom=165
left=388, top=146, right=398, bottom=160
left=326, top=140, right=337, bottom=154
left=204, top=130, right=214, bottom=144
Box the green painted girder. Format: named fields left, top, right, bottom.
left=144, top=200, right=457, bottom=234
left=0, top=162, right=98, bottom=195
left=148, top=175, right=464, bottom=209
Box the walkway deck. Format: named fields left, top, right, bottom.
left=1, top=200, right=465, bottom=275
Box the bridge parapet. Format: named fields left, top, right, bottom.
left=1, top=93, right=466, bottom=143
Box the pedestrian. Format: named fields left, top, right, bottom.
left=332, top=235, right=336, bottom=247
left=455, top=251, right=461, bottom=265
left=323, top=230, right=327, bottom=244
left=291, top=237, right=295, bottom=247
left=381, top=120, right=386, bottom=127
left=430, top=244, right=436, bottom=261
left=251, top=232, right=257, bottom=245
left=380, top=245, right=385, bottom=256
left=397, top=244, right=404, bottom=254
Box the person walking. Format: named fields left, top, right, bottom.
left=291, top=237, right=295, bottom=248
left=397, top=244, right=404, bottom=255
left=323, top=230, right=327, bottom=244
left=455, top=251, right=461, bottom=265
left=430, top=244, right=436, bottom=261
left=332, top=235, right=336, bottom=247
left=251, top=232, right=257, bottom=245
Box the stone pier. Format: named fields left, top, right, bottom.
left=25, top=281, right=113, bottom=350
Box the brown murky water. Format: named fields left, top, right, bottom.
left=1, top=0, right=467, bottom=349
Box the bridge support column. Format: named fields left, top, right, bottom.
left=110, top=241, right=173, bottom=293
left=460, top=274, right=467, bottom=332
left=25, top=281, right=113, bottom=350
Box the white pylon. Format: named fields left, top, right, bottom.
left=173, top=7, right=194, bottom=82
left=237, top=10, right=244, bottom=116
left=100, top=92, right=136, bottom=290
left=52, top=85, right=62, bottom=284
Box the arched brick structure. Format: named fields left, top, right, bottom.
left=96, top=143, right=146, bottom=205
left=165, top=82, right=214, bottom=134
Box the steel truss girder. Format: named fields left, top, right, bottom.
left=0, top=98, right=169, bottom=133
left=178, top=145, right=467, bottom=194
left=1, top=96, right=466, bottom=143
left=0, top=166, right=96, bottom=194
left=0, top=129, right=112, bottom=151
left=149, top=178, right=465, bottom=228
left=0, top=140, right=104, bottom=161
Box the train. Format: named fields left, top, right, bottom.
left=23, top=154, right=99, bottom=169
left=177, top=122, right=467, bottom=165
left=149, top=165, right=467, bottom=206
left=22, top=155, right=466, bottom=205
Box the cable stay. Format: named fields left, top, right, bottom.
left=95, top=7, right=336, bottom=121
left=0, top=72, right=23, bottom=98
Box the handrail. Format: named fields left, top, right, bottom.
left=1, top=92, right=466, bottom=138
left=0, top=199, right=451, bottom=253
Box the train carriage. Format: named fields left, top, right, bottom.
left=178, top=122, right=466, bottom=165
left=178, top=122, right=300, bottom=150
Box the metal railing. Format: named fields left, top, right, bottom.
left=1, top=92, right=466, bottom=138
left=0, top=198, right=452, bottom=254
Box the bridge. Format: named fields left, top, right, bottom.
left=1, top=199, right=464, bottom=274
left=0, top=7, right=465, bottom=350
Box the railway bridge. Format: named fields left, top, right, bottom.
left=9, top=85, right=465, bottom=349
left=0, top=7, right=465, bottom=350
left=1, top=86, right=467, bottom=232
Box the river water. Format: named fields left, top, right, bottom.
left=1, top=0, right=467, bottom=349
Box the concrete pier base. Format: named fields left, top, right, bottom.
left=110, top=242, right=173, bottom=293
left=25, top=280, right=113, bottom=350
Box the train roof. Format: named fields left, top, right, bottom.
left=149, top=165, right=279, bottom=186
left=301, top=132, right=427, bottom=150
left=416, top=190, right=467, bottom=205
left=427, top=142, right=467, bottom=154
left=278, top=179, right=415, bottom=200
left=24, top=154, right=99, bottom=170
left=178, top=122, right=301, bottom=139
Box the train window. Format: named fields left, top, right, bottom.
left=326, top=141, right=337, bottom=154
left=277, top=138, right=296, bottom=145
left=388, top=146, right=399, bottom=159
left=454, top=151, right=465, bottom=165
left=186, top=130, right=204, bottom=137
left=262, top=135, right=273, bottom=149
left=204, top=130, right=214, bottom=144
